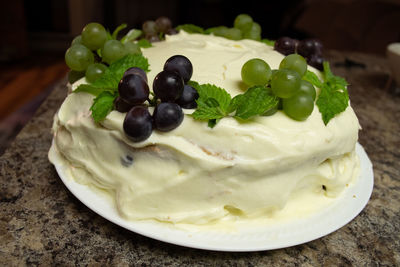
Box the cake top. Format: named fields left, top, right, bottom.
left=65, top=16, right=354, bottom=143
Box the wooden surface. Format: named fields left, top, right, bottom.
left=0, top=56, right=68, bottom=121
left=0, top=51, right=399, bottom=265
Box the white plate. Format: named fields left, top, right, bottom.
left=50, top=142, right=373, bottom=252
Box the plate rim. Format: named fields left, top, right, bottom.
left=50, top=142, right=374, bottom=252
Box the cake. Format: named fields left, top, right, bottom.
left=49, top=30, right=360, bottom=225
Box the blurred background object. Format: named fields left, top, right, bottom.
left=0, top=0, right=399, bottom=154
left=387, top=43, right=400, bottom=87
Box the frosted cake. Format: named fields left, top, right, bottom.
left=49, top=28, right=360, bottom=225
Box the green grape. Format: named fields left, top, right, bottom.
left=224, top=28, right=242, bottom=40
left=102, top=40, right=126, bottom=64
left=206, top=26, right=229, bottom=37
left=65, top=44, right=94, bottom=71
left=299, top=80, right=316, bottom=101
left=269, top=69, right=278, bottom=82
left=241, top=58, right=272, bottom=86
left=279, top=54, right=307, bottom=77
left=234, top=14, right=253, bottom=32
left=85, top=63, right=108, bottom=83
left=124, top=41, right=141, bottom=55
left=282, top=92, right=314, bottom=121
left=271, top=69, right=301, bottom=98
left=71, top=35, right=82, bottom=46
left=243, top=22, right=261, bottom=41
left=81, top=23, right=107, bottom=50
left=142, top=20, right=158, bottom=35
left=68, top=70, right=85, bottom=84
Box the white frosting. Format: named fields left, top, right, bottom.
left=49, top=32, right=360, bottom=225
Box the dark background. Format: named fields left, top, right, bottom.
left=3, top=0, right=400, bottom=60
left=0, top=0, right=399, bottom=154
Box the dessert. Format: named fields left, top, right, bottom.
left=49, top=17, right=360, bottom=226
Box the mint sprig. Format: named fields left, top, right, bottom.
left=137, top=39, right=152, bottom=48
left=176, top=24, right=205, bottom=34
left=232, top=86, right=279, bottom=120
left=90, top=91, right=117, bottom=123
left=190, top=82, right=278, bottom=127
left=303, top=70, right=323, bottom=88
left=112, top=23, right=127, bottom=39
left=74, top=54, right=150, bottom=122
left=74, top=84, right=108, bottom=96
left=176, top=23, right=275, bottom=46
left=75, top=54, right=149, bottom=96
left=191, top=83, right=232, bottom=123
left=306, top=62, right=349, bottom=125
left=121, top=29, right=143, bottom=44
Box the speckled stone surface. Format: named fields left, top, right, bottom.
left=1, top=52, right=399, bottom=266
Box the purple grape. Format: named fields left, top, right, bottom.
left=176, top=85, right=199, bottom=109
left=297, top=38, right=323, bottom=58
left=123, top=106, right=153, bottom=142
left=123, top=67, right=147, bottom=82
left=114, top=96, right=133, bottom=113
left=153, top=102, right=184, bottom=132
left=312, top=39, right=323, bottom=53
left=118, top=74, right=149, bottom=105
left=308, top=54, right=324, bottom=70
left=274, top=37, right=298, bottom=56
left=155, top=16, right=172, bottom=33
left=163, top=55, right=193, bottom=83
left=153, top=70, right=184, bottom=102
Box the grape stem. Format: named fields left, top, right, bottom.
left=148, top=96, right=158, bottom=107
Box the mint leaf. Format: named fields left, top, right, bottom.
left=74, top=84, right=106, bottom=96
left=90, top=91, right=116, bottom=122
left=176, top=24, right=205, bottom=34
left=233, top=86, right=279, bottom=120
left=137, top=39, right=152, bottom=48
left=191, top=83, right=232, bottom=124
left=260, top=38, right=275, bottom=46
left=323, top=62, right=348, bottom=100
left=315, top=62, right=349, bottom=125
left=227, top=94, right=244, bottom=113
left=191, top=106, right=225, bottom=120
left=191, top=83, right=280, bottom=127
left=121, top=29, right=142, bottom=43
left=316, top=84, right=348, bottom=125
left=112, top=23, right=127, bottom=39
left=303, top=70, right=323, bottom=88
left=196, top=83, right=232, bottom=112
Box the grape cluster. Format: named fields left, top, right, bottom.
left=241, top=54, right=316, bottom=121
left=65, top=22, right=143, bottom=83
left=142, top=16, right=177, bottom=42
left=274, top=37, right=324, bottom=70
left=206, top=14, right=262, bottom=41
left=121, top=55, right=198, bottom=142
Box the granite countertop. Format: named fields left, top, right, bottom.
left=1, top=51, right=399, bottom=266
